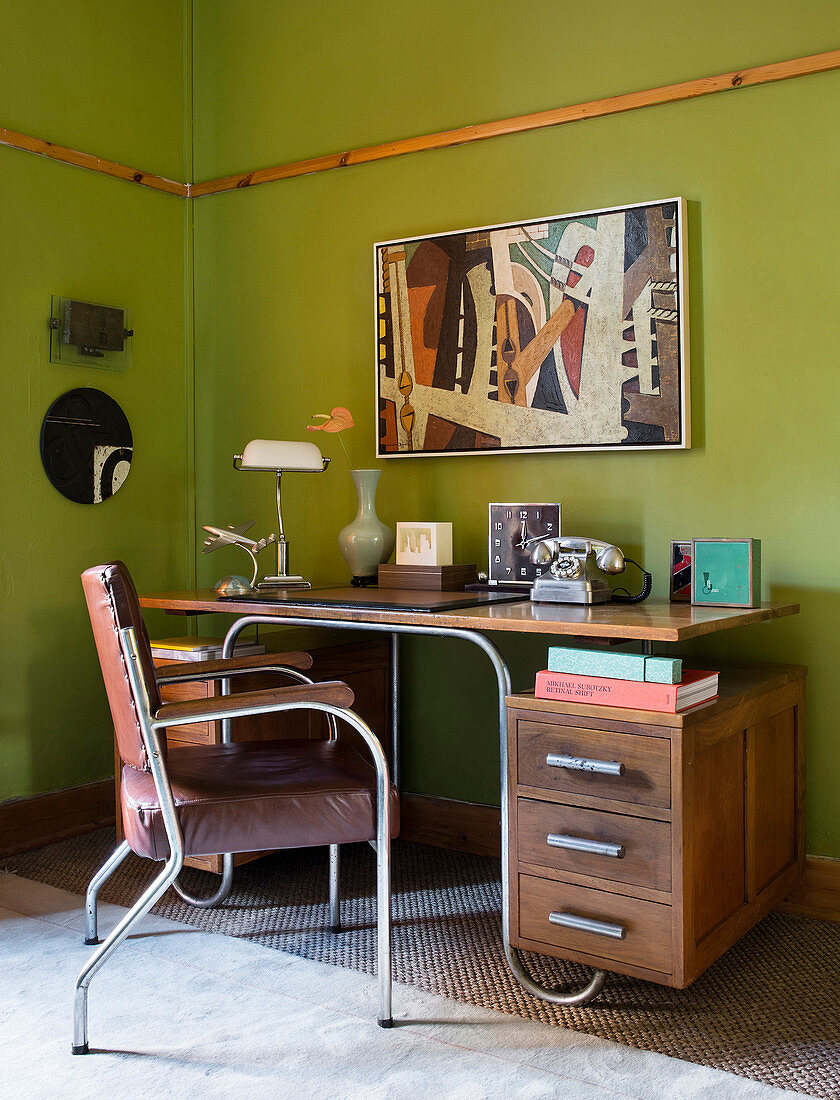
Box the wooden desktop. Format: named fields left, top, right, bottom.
left=140, top=588, right=797, bottom=642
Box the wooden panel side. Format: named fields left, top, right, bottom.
left=691, top=731, right=746, bottom=942
left=670, top=730, right=689, bottom=988
left=507, top=710, right=522, bottom=944
left=749, top=709, right=797, bottom=895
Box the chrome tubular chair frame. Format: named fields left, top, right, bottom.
left=73, top=626, right=393, bottom=1054
left=154, top=660, right=339, bottom=909
left=217, top=614, right=607, bottom=1009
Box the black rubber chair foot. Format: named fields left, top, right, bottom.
left=378, top=1017, right=394, bottom=1029
left=330, top=924, right=343, bottom=935
left=84, top=937, right=100, bottom=946
left=71, top=1043, right=89, bottom=1055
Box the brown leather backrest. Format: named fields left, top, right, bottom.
left=81, top=562, right=162, bottom=772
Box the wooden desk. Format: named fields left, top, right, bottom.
left=140, top=588, right=801, bottom=1006
left=141, top=589, right=798, bottom=643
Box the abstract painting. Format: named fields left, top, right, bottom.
left=40, top=387, right=133, bottom=504
left=375, top=198, right=689, bottom=456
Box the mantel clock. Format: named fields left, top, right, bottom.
left=488, top=502, right=562, bottom=586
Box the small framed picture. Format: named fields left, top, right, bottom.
left=691, top=538, right=761, bottom=608
left=670, top=541, right=692, bottom=601
left=396, top=522, right=453, bottom=566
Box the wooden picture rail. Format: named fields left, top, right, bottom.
left=2, top=48, right=838, bottom=199
left=190, top=48, right=840, bottom=197
left=0, top=127, right=187, bottom=196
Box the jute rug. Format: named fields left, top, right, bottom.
left=5, top=830, right=839, bottom=1098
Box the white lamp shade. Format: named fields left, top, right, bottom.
left=239, top=439, right=324, bottom=471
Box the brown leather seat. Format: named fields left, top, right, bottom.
left=73, top=561, right=397, bottom=1053
left=122, top=738, right=399, bottom=859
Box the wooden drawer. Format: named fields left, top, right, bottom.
left=517, top=798, right=671, bottom=892
left=158, top=675, right=215, bottom=744
left=518, top=874, right=672, bottom=974
left=517, top=721, right=671, bottom=809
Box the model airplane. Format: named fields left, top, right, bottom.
left=201, top=521, right=276, bottom=589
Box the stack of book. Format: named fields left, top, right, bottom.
left=150, top=636, right=266, bottom=662
left=534, top=645, right=718, bottom=713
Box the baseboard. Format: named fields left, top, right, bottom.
left=0, top=779, right=115, bottom=858
left=777, top=856, right=840, bottom=923
left=399, top=793, right=501, bottom=858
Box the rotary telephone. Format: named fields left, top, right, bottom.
left=529, top=537, right=651, bottom=605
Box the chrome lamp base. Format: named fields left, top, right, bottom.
left=257, top=575, right=312, bottom=589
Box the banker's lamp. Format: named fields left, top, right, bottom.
left=233, top=439, right=329, bottom=588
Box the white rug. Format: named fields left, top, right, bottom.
left=0, top=872, right=805, bottom=1099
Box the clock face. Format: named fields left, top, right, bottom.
left=488, top=502, right=561, bottom=585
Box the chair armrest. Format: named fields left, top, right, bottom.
left=151, top=679, right=354, bottom=728
left=155, top=650, right=314, bottom=684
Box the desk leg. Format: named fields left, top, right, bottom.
left=455, top=627, right=608, bottom=1008
left=187, top=614, right=607, bottom=1007
left=390, top=632, right=400, bottom=789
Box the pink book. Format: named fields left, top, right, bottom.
left=534, top=668, right=719, bottom=713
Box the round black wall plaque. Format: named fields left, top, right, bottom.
left=40, top=387, right=133, bottom=504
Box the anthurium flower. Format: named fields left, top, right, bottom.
left=307, top=407, right=354, bottom=433
left=307, top=407, right=354, bottom=465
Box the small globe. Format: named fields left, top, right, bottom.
left=214, top=574, right=253, bottom=595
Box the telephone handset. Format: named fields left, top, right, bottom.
left=529, top=536, right=651, bottom=605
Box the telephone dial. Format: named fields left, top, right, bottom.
left=529, top=537, right=651, bottom=605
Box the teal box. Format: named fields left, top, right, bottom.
left=546, top=646, right=645, bottom=681
left=691, top=538, right=761, bottom=607
left=644, top=656, right=682, bottom=684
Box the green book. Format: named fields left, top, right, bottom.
left=547, top=646, right=646, bottom=680
left=644, top=656, right=683, bottom=684
left=546, top=646, right=682, bottom=683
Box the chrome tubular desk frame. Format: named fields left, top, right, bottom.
left=218, top=612, right=606, bottom=1007
left=140, top=591, right=799, bottom=1008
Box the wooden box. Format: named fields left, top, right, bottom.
left=506, top=663, right=806, bottom=988
left=377, top=563, right=478, bottom=590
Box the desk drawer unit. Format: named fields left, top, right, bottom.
left=507, top=665, right=806, bottom=989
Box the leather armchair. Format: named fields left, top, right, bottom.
left=72, top=562, right=398, bottom=1054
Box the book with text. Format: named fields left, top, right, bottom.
left=534, top=668, right=719, bottom=713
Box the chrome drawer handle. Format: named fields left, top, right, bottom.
left=546, top=833, right=625, bottom=859
left=549, top=910, right=627, bottom=940
left=546, top=752, right=625, bottom=776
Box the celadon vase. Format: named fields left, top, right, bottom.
left=338, top=469, right=394, bottom=585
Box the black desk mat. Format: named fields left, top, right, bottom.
left=216, top=586, right=527, bottom=614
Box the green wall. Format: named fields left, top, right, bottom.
left=191, top=1, right=840, bottom=856
left=0, top=1, right=190, bottom=801
left=3, top=1, right=838, bottom=861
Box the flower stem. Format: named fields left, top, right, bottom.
left=338, top=432, right=353, bottom=467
